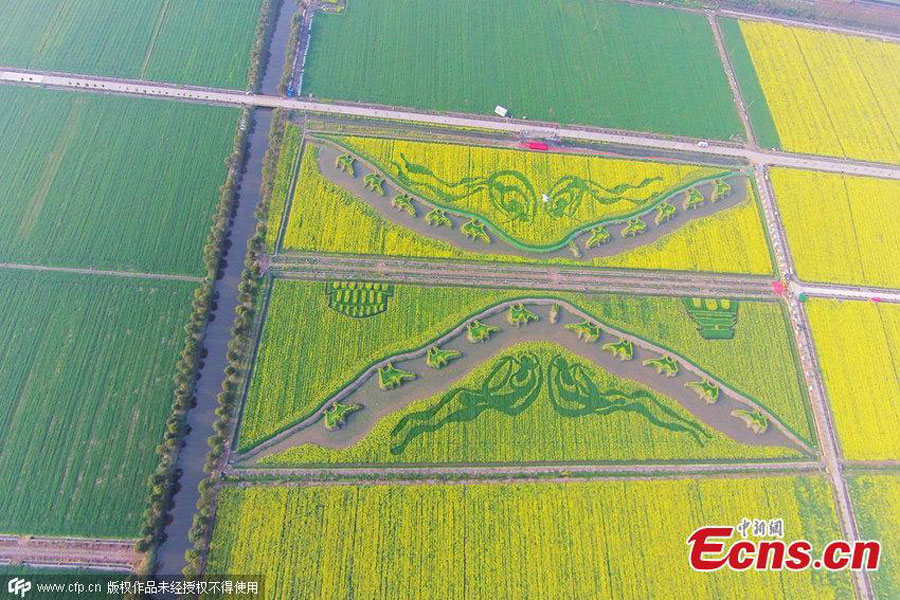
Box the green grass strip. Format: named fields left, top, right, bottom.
left=718, top=17, right=781, bottom=151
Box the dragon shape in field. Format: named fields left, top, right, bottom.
left=389, top=352, right=543, bottom=455
left=391, top=153, right=663, bottom=227
left=546, top=355, right=711, bottom=446
left=388, top=351, right=711, bottom=455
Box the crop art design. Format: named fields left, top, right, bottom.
left=387, top=349, right=712, bottom=455
left=392, top=152, right=663, bottom=228
left=684, top=297, right=740, bottom=340
left=325, top=281, right=395, bottom=318
left=241, top=287, right=814, bottom=467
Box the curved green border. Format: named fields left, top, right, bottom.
left=319, top=134, right=740, bottom=252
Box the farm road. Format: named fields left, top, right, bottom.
left=0, top=535, right=139, bottom=571
left=225, top=460, right=823, bottom=484
left=3, top=68, right=900, bottom=182
left=271, top=254, right=776, bottom=298
left=0, top=261, right=204, bottom=283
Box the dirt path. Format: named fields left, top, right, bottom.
left=226, top=460, right=824, bottom=487
left=752, top=165, right=874, bottom=598
left=271, top=253, right=776, bottom=298
left=709, top=13, right=757, bottom=148
left=0, top=535, right=138, bottom=572
left=0, top=261, right=203, bottom=283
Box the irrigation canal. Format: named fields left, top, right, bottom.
left=155, top=1, right=300, bottom=574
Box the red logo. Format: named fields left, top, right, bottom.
left=687, top=526, right=880, bottom=572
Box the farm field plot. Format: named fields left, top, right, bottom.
left=329, top=135, right=727, bottom=248
left=207, top=477, right=850, bottom=599
left=0, top=0, right=262, bottom=89
left=0, top=87, right=237, bottom=276
left=0, top=270, right=194, bottom=538
left=717, top=18, right=780, bottom=150
left=301, top=0, right=744, bottom=140
left=771, top=168, right=900, bottom=289
left=733, top=20, right=900, bottom=164
left=849, top=474, right=900, bottom=598
left=259, top=341, right=803, bottom=466
left=265, top=125, right=303, bottom=251
left=238, top=280, right=812, bottom=453
left=276, top=131, right=775, bottom=275
left=806, top=299, right=900, bottom=461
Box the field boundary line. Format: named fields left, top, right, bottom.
left=0, top=262, right=203, bottom=283
left=139, top=0, right=171, bottom=80
left=593, top=0, right=900, bottom=44
left=709, top=14, right=757, bottom=147
left=717, top=7, right=900, bottom=45
left=229, top=274, right=277, bottom=452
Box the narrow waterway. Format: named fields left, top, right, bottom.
left=154, top=0, right=302, bottom=575
left=155, top=109, right=272, bottom=576
left=260, top=0, right=298, bottom=96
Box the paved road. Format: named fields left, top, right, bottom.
left=4, top=68, right=900, bottom=181
left=0, top=535, right=138, bottom=572
left=0, top=261, right=203, bottom=283
left=784, top=292, right=873, bottom=599
left=794, top=282, right=900, bottom=303
left=751, top=157, right=874, bottom=597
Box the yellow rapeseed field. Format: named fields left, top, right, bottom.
left=600, top=184, right=772, bottom=274
left=771, top=168, right=900, bottom=289
left=207, top=477, right=850, bottom=599
left=849, top=474, right=900, bottom=597
left=807, top=299, right=900, bottom=461
left=282, top=145, right=773, bottom=275
left=335, top=135, right=722, bottom=247
left=739, top=21, right=900, bottom=164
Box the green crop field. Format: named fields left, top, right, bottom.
left=0, top=270, right=194, bottom=537
left=0, top=87, right=237, bottom=276
left=239, top=280, right=812, bottom=452
left=718, top=18, right=781, bottom=150
left=261, top=341, right=801, bottom=465
left=302, top=0, right=743, bottom=139
left=0, top=567, right=121, bottom=600
left=207, top=477, right=849, bottom=599
left=0, top=0, right=262, bottom=89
